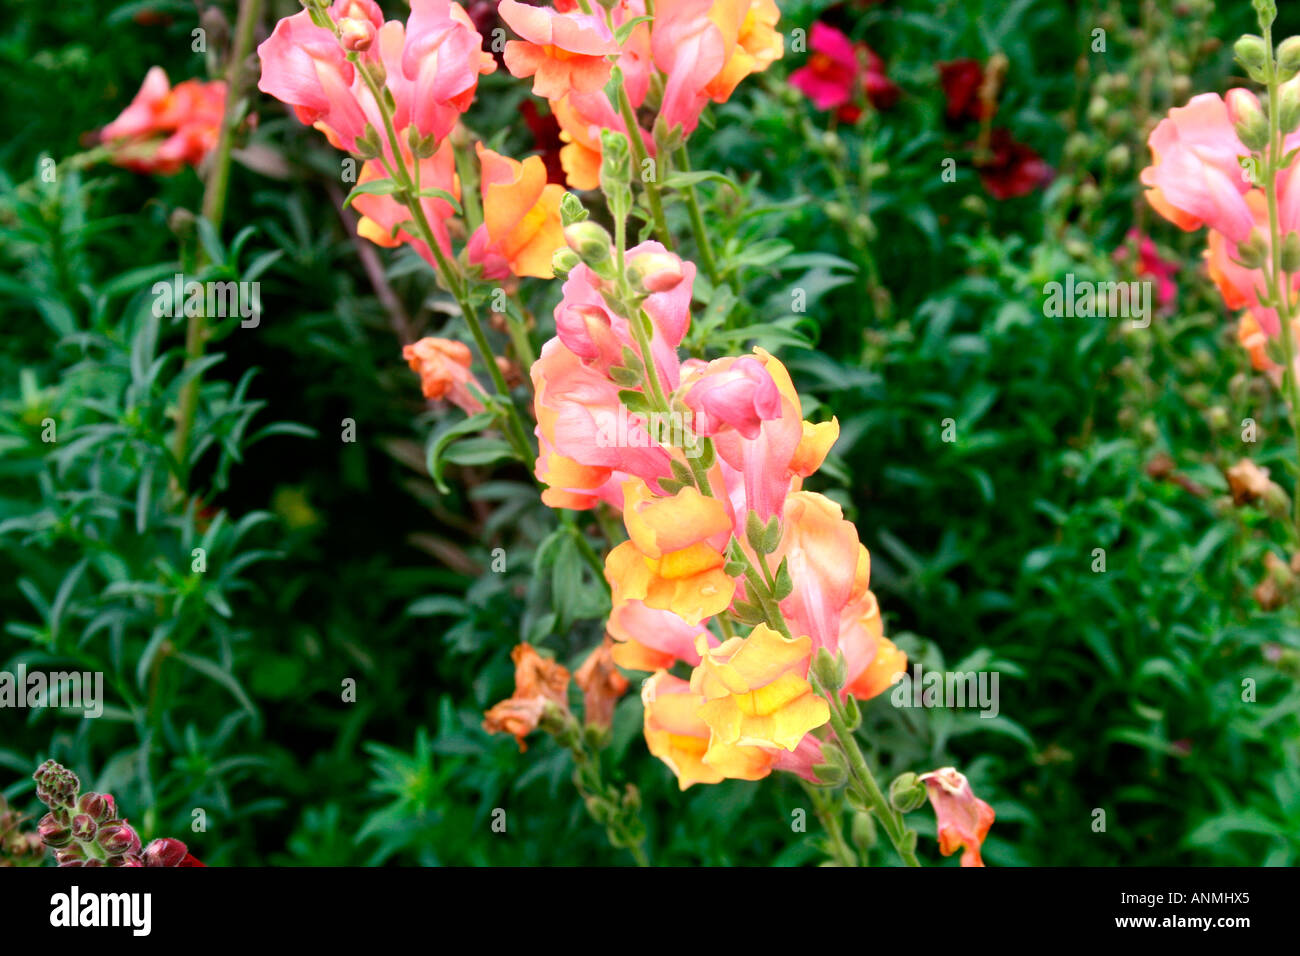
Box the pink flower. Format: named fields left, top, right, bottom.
left=402, top=0, right=497, bottom=138
left=351, top=139, right=460, bottom=264
left=682, top=355, right=782, bottom=439
left=1113, top=230, right=1178, bottom=312
left=499, top=0, right=618, bottom=100
left=920, top=767, right=996, bottom=867
left=1139, top=92, right=1255, bottom=242
left=789, top=22, right=897, bottom=119
left=257, top=7, right=368, bottom=152
left=100, top=68, right=227, bottom=175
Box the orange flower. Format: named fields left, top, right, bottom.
left=401, top=337, right=485, bottom=414
left=919, top=767, right=996, bottom=867
left=499, top=0, right=619, bottom=99
left=604, top=479, right=736, bottom=625
left=641, top=671, right=826, bottom=789
left=467, top=143, right=567, bottom=279
left=690, top=624, right=829, bottom=752
left=704, top=0, right=784, bottom=103
left=574, top=636, right=629, bottom=729
left=483, top=644, right=571, bottom=751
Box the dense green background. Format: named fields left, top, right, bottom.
left=2, top=0, right=1298, bottom=865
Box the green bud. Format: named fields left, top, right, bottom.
left=810, top=647, right=847, bottom=692
left=1235, top=34, right=1270, bottom=82
left=850, top=811, right=877, bottom=853
left=841, top=692, right=861, bottom=730
left=1279, top=36, right=1300, bottom=81
left=564, top=221, right=615, bottom=277
left=1232, top=93, right=1270, bottom=150
left=559, top=191, right=588, bottom=227
left=551, top=246, right=581, bottom=278
left=1278, top=79, right=1300, bottom=135
left=1235, top=230, right=1269, bottom=270
left=810, top=762, right=847, bottom=787
left=723, top=560, right=748, bottom=578
left=1104, top=144, right=1130, bottom=175
left=888, top=772, right=929, bottom=813
left=1282, top=232, right=1300, bottom=274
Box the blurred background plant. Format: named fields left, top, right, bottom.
left=1, top=0, right=1297, bottom=866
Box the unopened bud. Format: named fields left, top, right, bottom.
left=1278, top=36, right=1300, bottom=81
left=142, top=837, right=191, bottom=867
left=338, top=17, right=375, bottom=52
left=1278, top=77, right=1300, bottom=135
left=1228, top=89, right=1269, bottom=150
left=888, top=771, right=928, bottom=813
left=1235, top=35, right=1270, bottom=82
left=809, top=647, right=847, bottom=692
left=1282, top=232, right=1300, bottom=273
left=96, top=821, right=141, bottom=857
left=77, top=792, right=115, bottom=823
left=1236, top=230, right=1269, bottom=269
left=70, top=814, right=97, bottom=842
left=564, top=221, right=614, bottom=275
left=559, top=191, right=588, bottom=227
left=38, top=813, right=73, bottom=848
left=552, top=247, right=581, bottom=278
left=626, top=251, right=684, bottom=293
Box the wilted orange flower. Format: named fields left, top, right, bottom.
left=919, top=767, right=995, bottom=867
left=690, top=624, right=829, bottom=752
left=402, top=336, right=486, bottom=415
left=467, top=143, right=567, bottom=279
left=574, top=636, right=629, bottom=729
left=483, top=643, right=571, bottom=751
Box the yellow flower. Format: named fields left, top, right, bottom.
left=690, top=624, right=829, bottom=751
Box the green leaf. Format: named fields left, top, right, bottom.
left=343, top=178, right=401, bottom=208
left=425, top=412, right=497, bottom=493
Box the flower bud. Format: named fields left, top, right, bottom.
left=626, top=251, right=684, bottom=293
left=96, top=821, right=141, bottom=857
left=850, top=810, right=877, bottom=853
left=77, top=791, right=115, bottom=823
left=70, top=814, right=97, bottom=842
left=563, top=222, right=615, bottom=276
left=1235, top=34, right=1270, bottom=82
left=55, top=844, right=86, bottom=866
left=1278, top=36, right=1300, bottom=81
left=338, top=17, right=375, bottom=52
left=37, top=813, right=73, bottom=848
left=809, top=647, right=847, bottom=692
left=559, top=191, right=588, bottom=227
left=1283, top=231, right=1300, bottom=273
left=888, top=771, right=929, bottom=813
left=33, top=760, right=80, bottom=809
left=142, top=837, right=191, bottom=867
left=1228, top=89, right=1269, bottom=150
left=1278, top=77, right=1300, bottom=135
left=551, top=247, right=581, bottom=278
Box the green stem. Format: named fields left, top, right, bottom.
left=1261, top=19, right=1300, bottom=542
left=171, top=0, right=263, bottom=482
left=615, top=82, right=673, bottom=248
left=673, top=146, right=720, bottom=285
left=824, top=694, right=920, bottom=867
left=802, top=781, right=858, bottom=867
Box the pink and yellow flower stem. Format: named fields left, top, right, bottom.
left=1258, top=12, right=1300, bottom=540
left=350, top=54, right=537, bottom=466
left=172, top=0, right=265, bottom=478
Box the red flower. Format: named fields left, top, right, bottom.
left=976, top=128, right=1053, bottom=199
left=938, top=59, right=993, bottom=123
left=790, top=22, right=898, bottom=121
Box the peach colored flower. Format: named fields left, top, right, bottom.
left=467, top=144, right=567, bottom=279
left=352, top=139, right=461, bottom=265
left=690, top=624, right=830, bottom=752
left=1139, top=93, right=1254, bottom=242
left=605, top=479, right=736, bottom=625
left=499, top=0, right=619, bottom=100
left=641, top=671, right=824, bottom=789
left=919, top=767, right=995, bottom=867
